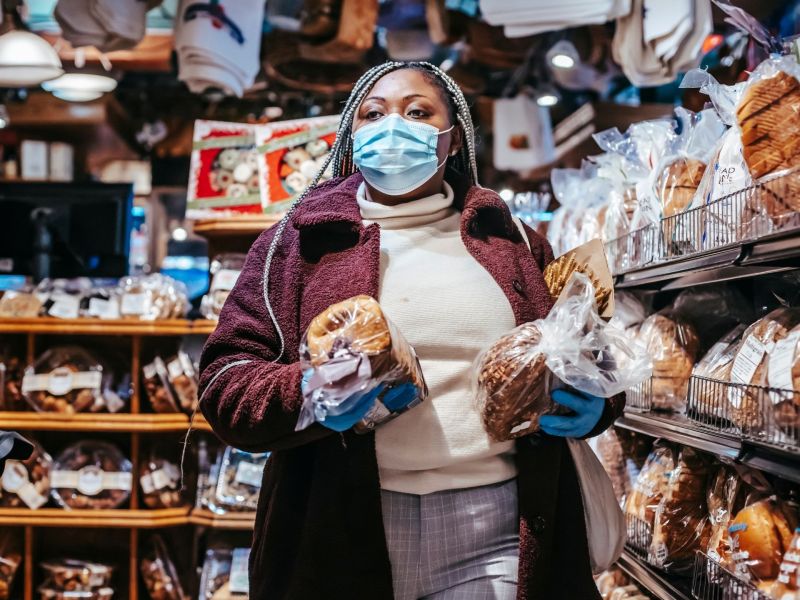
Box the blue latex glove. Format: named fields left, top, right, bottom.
left=301, top=369, right=385, bottom=432
left=539, top=389, right=605, bottom=438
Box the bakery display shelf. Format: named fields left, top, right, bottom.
left=691, top=551, right=771, bottom=600
left=192, top=213, right=285, bottom=238
left=617, top=550, right=693, bottom=600
left=189, top=508, right=255, bottom=530
left=0, top=507, right=190, bottom=528
left=0, top=317, right=216, bottom=336
left=0, top=412, right=199, bottom=432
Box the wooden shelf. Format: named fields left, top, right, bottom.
left=0, top=412, right=198, bottom=433
left=0, top=318, right=216, bottom=336
left=193, top=214, right=284, bottom=239
left=0, top=507, right=191, bottom=528
left=189, top=508, right=256, bottom=530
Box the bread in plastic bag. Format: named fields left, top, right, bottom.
left=143, top=357, right=179, bottom=414
left=140, top=446, right=183, bottom=510
left=296, top=295, right=428, bottom=433
left=213, top=447, right=268, bottom=512
left=0, top=436, right=51, bottom=510
left=727, top=308, right=800, bottom=433
left=199, top=548, right=249, bottom=600
left=141, top=536, right=186, bottom=600
left=22, top=347, right=106, bottom=414
left=50, top=441, right=132, bottom=509
left=0, top=528, right=22, bottom=600
left=475, top=272, right=651, bottom=441
left=596, top=428, right=631, bottom=504
left=41, top=559, right=114, bottom=592
left=624, top=441, right=676, bottom=530
left=118, top=274, right=189, bottom=321
left=650, top=447, right=714, bottom=572
left=201, top=254, right=245, bottom=320
left=728, top=497, right=798, bottom=582
left=768, top=323, right=800, bottom=436
left=636, top=312, right=700, bottom=411
left=692, top=324, right=747, bottom=419
left=761, top=526, right=800, bottom=598
left=165, top=353, right=198, bottom=414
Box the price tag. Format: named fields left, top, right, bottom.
left=88, top=298, right=120, bottom=320
left=234, top=461, right=264, bottom=488
left=729, top=336, right=767, bottom=408
left=121, top=293, right=148, bottom=316
left=51, top=470, right=80, bottom=488
left=768, top=331, right=800, bottom=403
left=48, top=294, right=80, bottom=319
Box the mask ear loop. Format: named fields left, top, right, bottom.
left=437, top=124, right=457, bottom=168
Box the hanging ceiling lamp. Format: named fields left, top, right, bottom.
left=42, top=72, right=118, bottom=102
left=0, top=1, right=63, bottom=87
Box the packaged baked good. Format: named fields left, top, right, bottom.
left=728, top=308, right=800, bottom=433
left=771, top=527, right=800, bottom=596
left=0, top=291, right=42, bottom=318
left=51, top=441, right=132, bottom=510
left=166, top=353, right=198, bottom=414
left=142, top=358, right=179, bottom=414
left=475, top=271, right=651, bottom=441
left=296, top=295, right=429, bottom=433
left=41, top=559, right=113, bottom=591
left=140, top=448, right=183, bottom=510
left=636, top=312, right=700, bottom=411
left=0, top=530, right=22, bottom=600
left=0, top=349, right=25, bottom=412
left=140, top=536, right=185, bottom=600
left=767, top=323, right=800, bottom=437
left=22, top=347, right=105, bottom=414
left=118, top=274, right=188, bottom=321
left=624, top=441, right=676, bottom=530
left=596, top=428, right=629, bottom=504
left=199, top=548, right=249, bottom=600
left=0, top=437, right=51, bottom=509
left=728, top=497, right=798, bottom=582
left=691, top=325, right=747, bottom=419
left=37, top=279, right=92, bottom=320
left=38, top=586, right=114, bottom=600
left=201, top=254, right=245, bottom=320
left=650, top=447, right=714, bottom=572
left=595, top=567, right=628, bottom=597
left=213, top=447, right=267, bottom=512
left=80, top=287, right=121, bottom=320
left=195, top=439, right=220, bottom=512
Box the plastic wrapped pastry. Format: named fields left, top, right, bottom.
left=0, top=349, right=25, bottom=412
left=0, top=437, right=51, bottom=509
left=199, top=548, right=249, bottom=600
left=637, top=312, right=700, bottom=411
left=165, top=353, right=198, bottom=414
left=118, top=275, right=189, bottom=321
left=624, top=441, right=676, bottom=530
left=143, top=358, right=180, bottom=414
left=201, top=254, right=245, bottom=320
left=296, top=295, right=428, bottom=433
left=761, top=526, right=800, bottom=599
left=22, top=347, right=105, bottom=414
left=691, top=325, right=747, bottom=419
left=650, top=447, right=714, bottom=572
left=40, top=559, right=114, bottom=592
left=768, top=323, right=800, bottom=437
left=706, top=466, right=753, bottom=570
left=140, top=536, right=186, bottom=600
left=213, top=447, right=268, bottom=512
left=727, top=308, right=800, bottom=433
left=37, top=587, right=114, bottom=600
left=0, top=529, right=22, bottom=600
left=139, top=447, right=183, bottom=510
left=0, top=291, right=42, bottom=318
left=50, top=441, right=132, bottom=510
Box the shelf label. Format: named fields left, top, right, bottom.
left=2, top=461, right=48, bottom=509
left=52, top=467, right=132, bottom=495
left=121, top=293, right=148, bottom=316
left=88, top=298, right=120, bottom=320
left=729, top=335, right=767, bottom=408
left=768, top=331, right=800, bottom=404
left=48, top=294, right=80, bottom=320
left=141, top=464, right=180, bottom=494
left=22, top=369, right=102, bottom=396
left=229, top=548, right=250, bottom=594
left=234, top=461, right=264, bottom=488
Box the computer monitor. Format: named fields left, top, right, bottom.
left=0, top=182, right=134, bottom=281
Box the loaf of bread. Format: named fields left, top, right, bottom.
left=728, top=308, right=800, bottom=432
left=302, top=295, right=427, bottom=432
left=706, top=466, right=748, bottom=569
left=637, top=313, right=700, bottom=411
left=729, top=498, right=798, bottom=581
left=691, top=325, right=746, bottom=419
left=767, top=323, right=800, bottom=435
left=658, top=158, right=707, bottom=219
left=597, top=428, right=629, bottom=503
left=737, top=69, right=800, bottom=216
left=476, top=322, right=555, bottom=441
left=650, top=447, right=714, bottom=571
left=624, top=443, right=676, bottom=530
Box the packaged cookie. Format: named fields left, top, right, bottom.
left=118, top=275, right=188, bottom=321
left=636, top=312, right=700, bottom=412
left=41, top=559, right=114, bottom=591
left=0, top=530, right=22, bottom=600
left=166, top=353, right=198, bottom=414
left=142, top=358, right=179, bottom=414
left=140, top=536, right=185, bottom=600
left=199, top=548, right=249, bottom=600
left=296, top=295, right=428, bottom=434
left=140, top=448, right=183, bottom=510
left=200, top=254, right=245, bottom=320
left=214, top=447, right=268, bottom=512
left=728, top=308, right=800, bottom=433
left=51, top=441, right=132, bottom=510
left=22, top=347, right=105, bottom=414
left=0, top=437, right=51, bottom=509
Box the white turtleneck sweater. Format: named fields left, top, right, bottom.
left=357, top=182, right=518, bottom=495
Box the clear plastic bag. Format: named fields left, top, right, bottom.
left=0, top=436, right=51, bottom=510
left=37, top=587, right=114, bottom=600
left=213, top=447, right=268, bottom=512
left=201, top=254, right=245, bottom=320
left=705, top=465, right=756, bottom=572
left=761, top=526, right=800, bottom=598
left=0, top=347, right=25, bottom=411
left=596, top=428, right=629, bottom=504
left=624, top=441, right=676, bottom=529
left=37, top=279, right=93, bottom=320
left=0, top=290, right=42, bottom=318
left=296, top=295, right=428, bottom=433
left=728, top=497, right=798, bottom=583
left=768, top=323, right=800, bottom=435
left=40, top=559, right=114, bottom=592
left=636, top=312, right=700, bottom=412
left=22, top=347, right=105, bottom=414
left=0, top=529, right=22, bottom=600
left=692, top=325, right=747, bottom=418
left=50, top=441, right=132, bottom=510
left=650, top=447, right=714, bottom=572
left=165, top=353, right=198, bottom=414
left=727, top=308, right=800, bottom=433
left=143, top=357, right=180, bottom=414
left=118, top=274, right=189, bottom=321
left=140, top=536, right=185, bottom=600
left=199, top=548, right=249, bottom=600
left=139, top=446, right=183, bottom=510
left=475, top=272, right=652, bottom=441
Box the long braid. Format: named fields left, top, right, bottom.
left=263, top=61, right=479, bottom=361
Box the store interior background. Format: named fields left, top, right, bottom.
left=1, top=1, right=800, bottom=600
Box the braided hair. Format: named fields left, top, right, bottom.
left=263, top=61, right=479, bottom=361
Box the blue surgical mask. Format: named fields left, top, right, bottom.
left=352, top=113, right=453, bottom=196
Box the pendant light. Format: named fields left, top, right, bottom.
left=42, top=72, right=118, bottom=102
left=0, top=0, right=63, bottom=87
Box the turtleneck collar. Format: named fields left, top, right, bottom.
left=356, top=182, right=455, bottom=230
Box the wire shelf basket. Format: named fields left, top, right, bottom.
left=691, top=552, right=773, bottom=600
left=626, top=377, right=654, bottom=412
left=686, top=375, right=800, bottom=454
left=625, top=513, right=654, bottom=561
left=607, top=168, right=800, bottom=276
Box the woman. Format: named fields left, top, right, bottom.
left=200, top=61, right=623, bottom=600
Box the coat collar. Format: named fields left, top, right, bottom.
left=291, top=172, right=518, bottom=238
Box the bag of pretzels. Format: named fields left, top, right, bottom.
left=474, top=239, right=652, bottom=442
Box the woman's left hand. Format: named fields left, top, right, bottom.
left=539, top=389, right=605, bottom=438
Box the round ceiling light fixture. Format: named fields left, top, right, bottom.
left=42, top=73, right=118, bottom=102
left=0, top=30, right=63, bottom=87
left=546, top=40, right=579, bottom=71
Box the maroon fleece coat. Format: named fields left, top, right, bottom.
left=199, top=173, right=624, bottom=600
